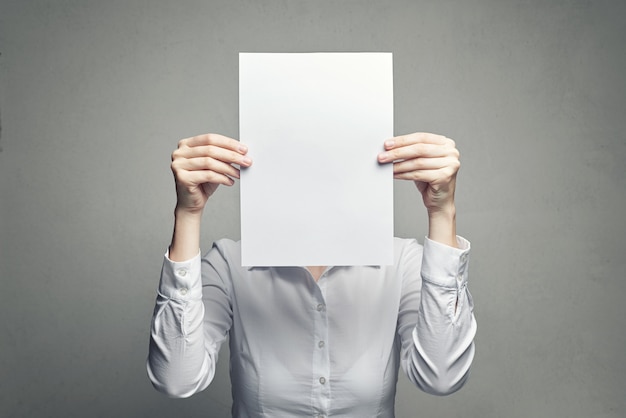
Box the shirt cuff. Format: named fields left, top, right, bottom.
left=159, top=249, right=203, bottom=301
left=421, top=236, right=470, bottom=289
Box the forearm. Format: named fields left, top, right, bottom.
left=169, top=207, right=203, bottom=261
left=427, top=205, right=457, bottom=248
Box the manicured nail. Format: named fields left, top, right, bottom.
left=379, top=152, right=389, bottom=161
left=242, top=156, right=252, bottom=166
left=238, top=144, right=248, bottom=153
left=385, top=139, right=395, bottom=148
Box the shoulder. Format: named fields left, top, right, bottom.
left=391, top=237, right=424, bottom=281
left=202, top=238, right=245, bottom=292
left=201, top=239, right=245, bottom=278
left=209, top=238, right=242, bottom=260
left=393, top=236, right=423, bottom=261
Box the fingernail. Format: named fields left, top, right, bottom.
left=379, top=152, right=389, bottom=161
left=242, top=156, right=252, bottom=166
left=238, top=144, right=248, bottom=153
left=385, top=139, right=395, bottom=148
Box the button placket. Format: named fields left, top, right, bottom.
left=310, top=278, right=330, bottom=416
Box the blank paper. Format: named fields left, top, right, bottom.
left=239, top=52, right=394, bottom=266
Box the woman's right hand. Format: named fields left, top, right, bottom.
left=171, top=133, right=252, bottom=215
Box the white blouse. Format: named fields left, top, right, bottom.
left=148, top=237, right=476, bottom=417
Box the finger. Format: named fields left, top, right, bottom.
left=174, top=144, right=252, bottom=167
left=393, top=166, right=459, bottom=184
left=177, top=167, right=236, bottom=187
left=385, top=132, right=450, bottom=150
left=378, top=143, right=455, bottom=163
left=392, top=156, right=458, bottom=174
left=180, top=133, right=248, bottom=154
left=179, top=156, right=242, bottom=179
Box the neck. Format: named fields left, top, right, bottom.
left=306, top=266, right=327, bottom=282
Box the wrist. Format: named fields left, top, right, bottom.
left=427, top=203, right=456, bottom=220
left=174, top=204, right=204, bottom=220
left=170, top=206, right=203, bottom=261
left=427, top=204, right=457, bottom=248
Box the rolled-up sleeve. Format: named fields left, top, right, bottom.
left=401, top=236, right=477, bottom=396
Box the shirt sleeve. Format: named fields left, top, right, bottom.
left=147, top=247, right=232, bottom=398
left=398, top=236, right=477, bottom=396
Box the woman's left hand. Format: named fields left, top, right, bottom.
left=377, top=132, right=460, bottom=216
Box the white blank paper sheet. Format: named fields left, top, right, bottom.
left=239, top=52, right=394, bottom=266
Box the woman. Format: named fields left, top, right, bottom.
left=148, top=132, right=476, bottom=417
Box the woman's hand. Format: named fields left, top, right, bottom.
left=378, top=132, right=460, bottom=247
left=378, top=132, right=460, bottom=215
left=168, top=133, right=252, bottom=261
left=171, top=133, right=252, bottom=215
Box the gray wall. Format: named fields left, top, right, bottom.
left=1, top=1, right=624, bottom=417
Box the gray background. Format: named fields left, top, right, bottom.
left=1, top=1, right=624, bottom=417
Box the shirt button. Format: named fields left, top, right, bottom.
left=179, top=287, right=188, bottom=295
left=318, top=340, right=325, bottom=348
left=316, top=304, right=325, bottom=312
left=319, top=376, right=326, bottom=385
left=176, top=268, right=188, bottom=277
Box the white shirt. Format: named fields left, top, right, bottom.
left=148, top=237, right=476, bottom=418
